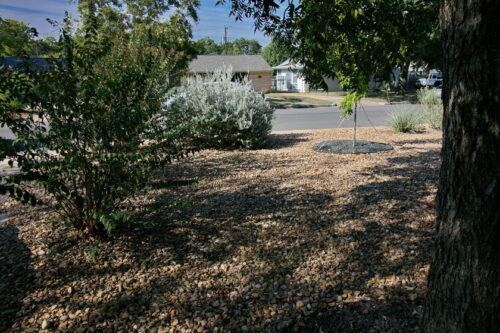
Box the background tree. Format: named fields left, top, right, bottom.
left=32, top=36, right=62, bottom=57
left=195, top=36, right=223, bottom=54
left=389, top=0, right=441, bottom=91
left=222, top=0, right=440, bottom=91
left=194, top=36, right=261, bottom=55
left=0, top=18, right=39, bottom=56
left=0, top=18, right=62, bottom=57
left=228, top=37, right=261, bottom=54
left=260, top=36, right=292, bottom=66
left=224, top=0, right=499, bottom=329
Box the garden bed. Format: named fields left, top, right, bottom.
left=0, top=127, right=442, bottom=332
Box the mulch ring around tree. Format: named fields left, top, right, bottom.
left=0, top=127, right=442, bottom=332
left=313, top=140, right=393, bottom=154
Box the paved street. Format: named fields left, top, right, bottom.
left=272, top=104, right=417, bottom=131
left=0, top=104, right=417, bottom=138
left=0, top=126, right=15, bottom=140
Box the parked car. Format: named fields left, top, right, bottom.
left=416, top=70, right=443, bottom=88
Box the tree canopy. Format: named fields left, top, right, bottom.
left=0, top=18, right=64, bottom=57
left=194, top=36, right=262, bottom=55
left=260, top=36, right=292, bottom=66
left=195, top=36, right=223, bottom=54
left=0, top=18, right=43, bottom=57
left=229, top=37, right=262, bottom=54
left=222, top=0, right=440, bottom=99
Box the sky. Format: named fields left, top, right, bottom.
left=0, top=0, right=270, bottom=46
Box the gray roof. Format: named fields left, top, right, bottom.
left=0, top=56, right=56, bottom=71
left=273, top=59, right=304, bottom=70
left=188, top=55, right=272, bottom=73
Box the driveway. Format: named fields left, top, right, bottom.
left=272, top=104, right=418, bottom=131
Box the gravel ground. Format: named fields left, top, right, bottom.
left=0, top=127, right=442, bottom=332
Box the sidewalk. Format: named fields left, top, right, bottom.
left=0, top=160, right=19, bottom=176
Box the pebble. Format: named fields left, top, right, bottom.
left=1, top=129, right=439, bottom=332
left=276, top=320, right=292, bottom=331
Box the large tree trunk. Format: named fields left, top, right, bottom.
left=423, top=0, right=500, bottom=332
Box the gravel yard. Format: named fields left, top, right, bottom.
left=0, top=127, right=442, bottom=332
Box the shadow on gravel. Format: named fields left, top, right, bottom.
left=267, top=132, right=311, bottom=149
left=391, top=138, right=443, bottom=147
left=7, top=138, right=441, bottom=331
left=0, top=224, right=34, bottom=332
left=298, top=301, right=421, bottom=333
left=294, top=149, right=440, bottom=332
left=119, top=148, right=439, bottom=332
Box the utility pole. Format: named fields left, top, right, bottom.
left=223, top=26, right=228, bottom=54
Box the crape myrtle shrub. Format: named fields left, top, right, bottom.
left=0, top=1, right=198, bottom=236
left=166, top=68, right=274, bottom=149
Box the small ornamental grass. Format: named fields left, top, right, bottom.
left=389, top=106, right=422, bottom=133
left=166, top=67, right=274, bottom=149
left=417, top=88, right=443, bottom=129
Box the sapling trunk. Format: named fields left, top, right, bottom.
left=352, top=102, right=357, bottom=147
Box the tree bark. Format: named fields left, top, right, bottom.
left=423, top=0, right=500, bottom=332
left=397, top=62, right=410, bottom=93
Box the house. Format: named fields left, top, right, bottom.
left=272, top=59, right=342, bottom=92
left=187, top=55, right=273, bottom=92
left=272, top=59, right=400, bottom=92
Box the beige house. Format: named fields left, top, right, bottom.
left=187, top=55, right=272, bottom=92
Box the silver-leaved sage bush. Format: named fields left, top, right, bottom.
left=165, top=67, right=274, bottom=149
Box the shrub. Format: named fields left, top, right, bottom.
left=389, top=106, right=421, bottom=133
left=417, top=88, right=443, bottom=129
left=0, top=4, right=197, bottom=236
left=166, top=67, right=274, bottom=149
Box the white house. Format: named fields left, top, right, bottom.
left=272, top=59, right=344, bottom=92
left=273, top=60, right=306, bottom=92
left=272, top=59, right=400, bottom=92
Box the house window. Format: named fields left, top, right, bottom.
left=232, top=72, right=248, bottom=82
